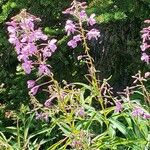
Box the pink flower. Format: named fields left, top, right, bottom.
left=79, top=10, right=87, bottom=20
left=22, top=43, right=37, bottom=55
left=6, top=10, right=59, bottom=100
left=47, top=39, right=57, bottom=52
left=43, top=39, right=57, bottom=58
left=67, top=39, right=77, bottom=48
left=17, top=52, right=29, bottom=62
left=115, top=101, right=122, bottom=113
left=144, top=20, right=150, bottom=24
left=8, top=34, right=18, bottom=44
left=76, top=107, right=85, bottom=117
left=15, top=42, right=23, bottom=54
left=132, top=107, right=144, bottom=117
left=140, top=22, right=150, bottom=65
left=27, top=80, right=35, bottom=88
left=44, top=99, right=52, bottom=108
left=30, top=85, right=39, bottom=95
left=21, top=35, right=28, bottom=43
left=65, top=20, right=76, bottom=35
left=62, top=7, right=73, bottom=14
left=67, top=35, right=82, bottom=48
left=140, top=43, right=150, bottom=51
left=87, top=14, right=96, bottom=26
left=87, top=29, right=100, bottom=40
left=141, top=31, right=149, bottom=43
left=29, top=43, right=37, bottom=54
left=143, top=113, right=150, bottom=119
left=141, top=53, right=149, bottom=64
left=144, top=72, right=150, bottom=78
left=7, top=26, right=16, bottom=34
left=20, top=18, right=34, bottom=30
left=38, top=64, right=51, bottom=76
left=73, top=34, right=82, bottom=42
left=43, top=48, right=52, bottom=58
left=6, top=21, right=17, bottom=27
left=22, top=61, right=33, bottom=74
left=33, top=29, right=48, bottom=41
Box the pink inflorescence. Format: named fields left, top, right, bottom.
left=140, top=20, right=150, bottom=64
left=132, top=107, right=150, bottom=119
left=63, top=1, right=100, bottom=49
left=6, top=10, right=57, bottom=95
left=115, top=101, right=122, bottom=113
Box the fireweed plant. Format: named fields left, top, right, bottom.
left=4, top=0, right=150, bottom=149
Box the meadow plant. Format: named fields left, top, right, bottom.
left=4, top=0, right=150, bottom=149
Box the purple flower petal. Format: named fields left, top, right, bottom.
left=79, top=10, right=87, bottom=20
left=38, top=64, right=51, bottom=76
left=30, top=86, right=39, bottom=95
left=22, top=61, right=32, bottom=74
left=44, top=99, right=52, bottom=108
left=115, top=101, right=122, bottom=113
left=47, top=39, right=57, bottom=52
left=87, top=29, right=100, bottom=40
left=67, top=40, right=77, bottom=48
left=27, top=80, right=35, bottom=88
left=143, top=113, right=150, bottom=119
left=141, top=53, right=149, bottom=64
left=87, top=14, right=96, bottom=26
left=65, top=20, right=76, bottom=35
left=132, top=107, right=144, bottom=117
left=73, top=35, right=82, bottom=42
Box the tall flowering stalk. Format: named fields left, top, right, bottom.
left=140, top=19, right=150, bottom=64
left=7, top=9, right=59, bottom=97
left=63, top=2, right=114, bottom=123
left=63, top=0, right=100, bottom=86
left=63, top=1, right=110, bottom=119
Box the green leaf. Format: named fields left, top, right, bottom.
left=109, top=118, right=128, bottom=136
left=47, top=138, right=67, bottom=150
left=29, top=124, right=55, bottom=139
left=57, top=122, right=72, bottom=136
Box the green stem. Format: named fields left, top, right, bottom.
left=74, top=0, right=106, bottom=116
left=17, top=118, right=21, bottom=150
